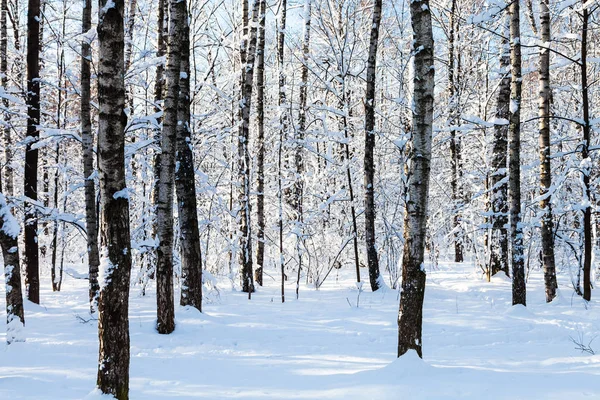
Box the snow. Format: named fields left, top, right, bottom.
left=1, top=263, right=600, bottom=399
left=0, top=194, right=20, bottom=239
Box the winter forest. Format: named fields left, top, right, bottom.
left=0, top=0, right=599, bottom=396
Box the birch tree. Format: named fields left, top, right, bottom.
left=364, top=0, right=382, bottom=291
left=537, top=0, right=558, bottom=302
left=176, top=2, right=203, bottom=311
left=508, top=0, right=526, bottom=306
left=0, top=194, right=25, bottom=344
left=156, top=0, right=185, bottom=333
left=96, top=0, right=133, bottom=395
left=398, top=0, right=434, bottom=358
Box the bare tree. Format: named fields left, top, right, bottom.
left=508, top=0, right=526, bottom=306
left=238, top=0, right=260, bottom=294
left=255, top=0, right=266, bottom=287
left=96, top=0, right=133, bottom=395
left=447, top=0, right=463, bottom=263
left=156, top=0, right=186, bottom=333
left=397, top=0, right=434, bottom=358
left=489, top=16, right=510, bottom=278
left=0, top=194, right=25, bottom=344
left=364, top=0, right=382, bottom=291
left=24, top=0, right=41, bottom=304
left=176, top=2, right=203, bottom=311
left=537, top=0, right=557, bottom=302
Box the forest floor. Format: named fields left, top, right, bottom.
left=1, top=261, right=600, bottom=399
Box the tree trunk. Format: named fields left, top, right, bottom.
left=0, top=194, right=25, bottom=344
left=277, top=0, right=287, bottom=302
left=397, top=0, right=434, bottom=358
left=176, top=4, right=203, bottom=311
left=1, top=0, right=13, bottom=197
left=508, top=0, right=526, bottom=306
left=96, top=0, right=133, bottom=395
left=363, top=0, right=382, bottom=292
left=537, top=0, right=557, bottom=302
left=581, top=4, right=591, bottom=301
left=81, top=0, right=100, bottom=311
left=24, top=0, right=41, bottom=304
left=295, top=0, right=311, bottom=298
left=448, top=0, right=463, bottom=263
left=156, top=0, right=185, bottom=334
left=489, top=16, right=510, bottom=278
left=238, top=0, right=260, bottom=294
left=254, top=0, right=266, bottom=287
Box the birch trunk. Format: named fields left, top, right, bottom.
left=508, top=0, right=526, bottom=306
left=364, top=0, right=382, bottom=291
left=255, top=0, right=266, bottom=286
left=537, top=0, right=557, bottom=302
left=0, top=194, right=25, bottom=344
left=237, top=0, right=260, bottom=294
left=96, top=0, right=133, bottom=395
left=1, top=0, right=13, bottom=197
left=448, top=0, right=463, bottom=263
left=397, top=0, right=434, bottom=358
left=489, top=16, right=510, bottom=278
left=156, top=0, right=185, bottom=333
left=295, top=0, right=311, bottom=298
left=176, top=5, right=203, bottom=311
left=277, top=0, right=287, bottom=302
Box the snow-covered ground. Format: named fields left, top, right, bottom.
left=1, top=262, right=599, bottom=399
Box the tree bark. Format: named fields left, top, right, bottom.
left=96, top=0, right=133, bottom=395
left=295, top=0, right=311, bottom=298
left=237, top=0, right=260, bottom=294
left=254, top=0, right=266, bottom=287
left=156, top=0, right=185, bottom=333
left=0, top=194, right=25, bottom=344
left=489, top=16, right=510, bottom=278
left=277, top=0, right=287, bottom=302
left=537, top=0, right=557, bottom=302
left=398, top=0, right=434, bottom=358
left=24, top=0, right=41, bottom=304
left=580, top=3, right=591, bottom=301
left=448, top=0, right=463, bottom=263
left=508, top=0, right=526, bottom=306
left=1, top=0, right=13, bottom=197
left=363, top=0, right=382, bottom=292
left=81, top=0, right=100, bottom=311
left=176, top=4, right=203, bottom=311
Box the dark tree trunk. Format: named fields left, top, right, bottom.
left=255, top=0, right=266, bottom=287
left=364, top=0, right=382, bottom=292
left=537, top=0, right=557, bottom=302
left=81, top=0, right=100, bottom=311
left=176, top=4, right=203, bottom=312
left=398, top=0, right=434, bottom=359
left=24, top=0, right=41, bottom=304
left=0, top=194, right=25, bottom=344
left=581, top=4, right=592, bottom=301
left=96, top=0, right=133, bottom=396
left=508, top=0, right=526, bottom=306
left=156, top=0, right=185, bottom=333
left=489, top=16, right=510, bottom=278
